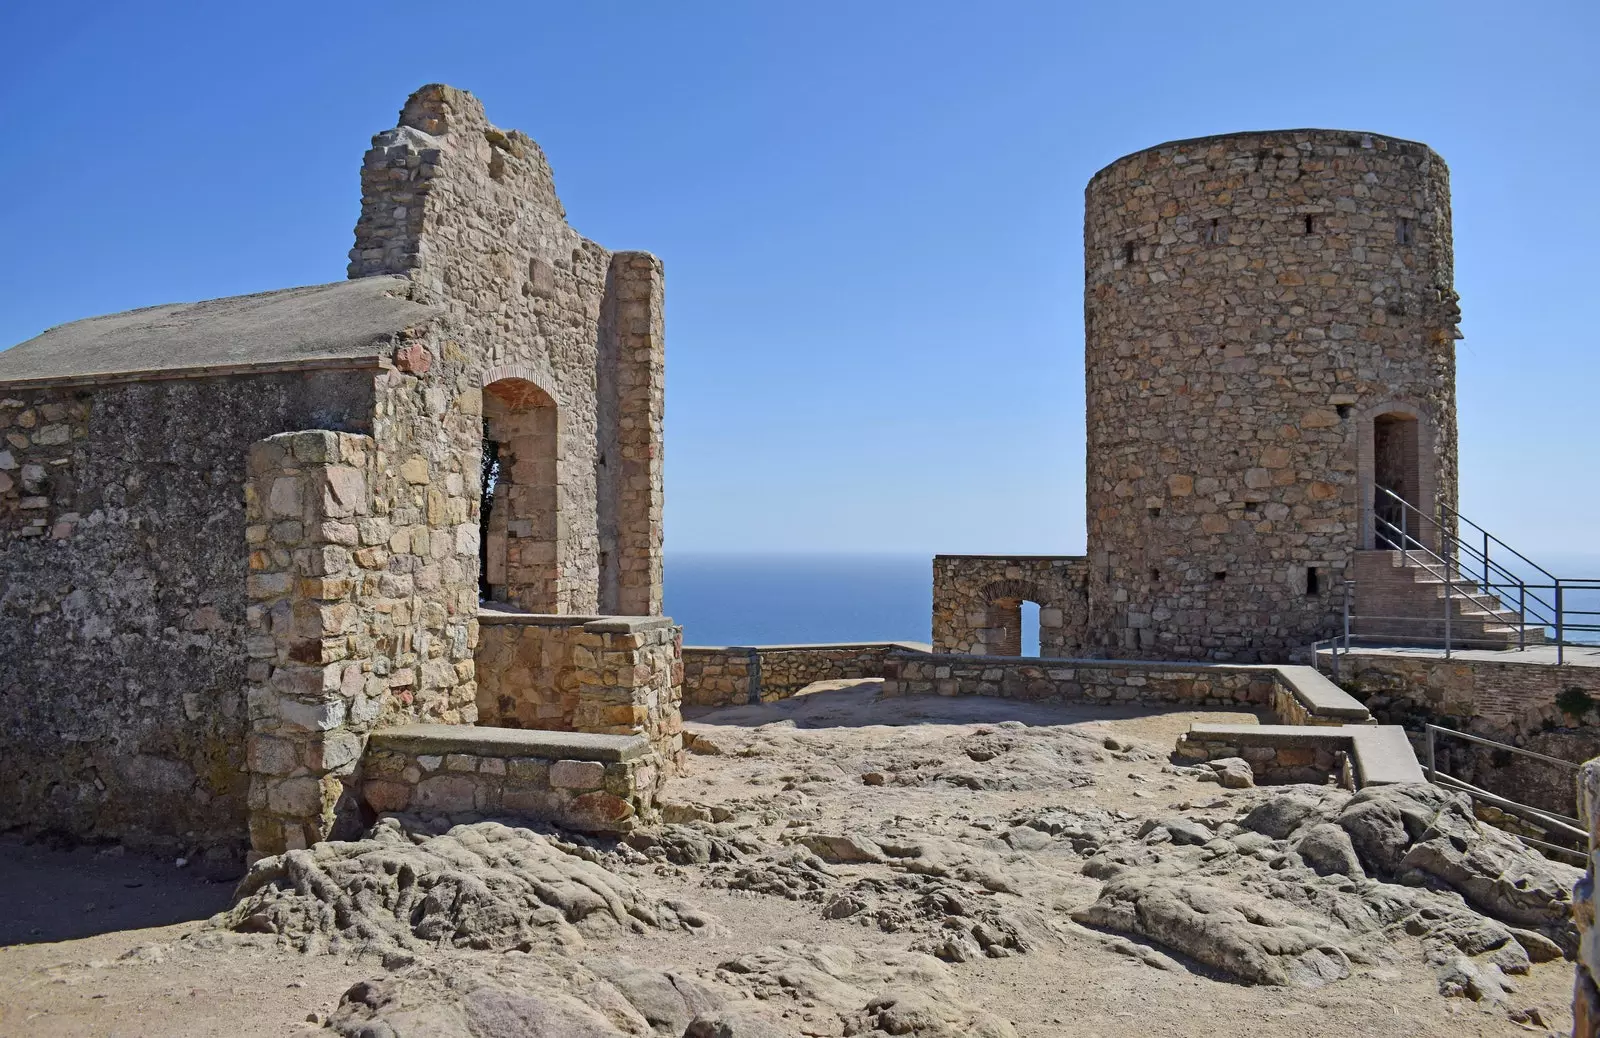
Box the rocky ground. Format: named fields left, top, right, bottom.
left=0, top=681, right=1580, bottom=1036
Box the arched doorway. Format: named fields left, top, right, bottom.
left=481, top=377, right=560, bottom=611
left=1372, top=412, right=1420, bottom=550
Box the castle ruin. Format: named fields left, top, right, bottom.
left=0, top=86, right=673, bottom=864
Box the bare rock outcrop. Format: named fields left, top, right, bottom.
left=216, top=818, right=702, bottom=957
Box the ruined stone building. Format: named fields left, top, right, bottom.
left=934, top=129, right=1523, bottom=664
left=0, top=85, right=674, bottom=863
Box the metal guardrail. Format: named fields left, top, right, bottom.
left=1369, top=485, right=1600, bottom=663
left=1423, top=723, right=1586, bottom=864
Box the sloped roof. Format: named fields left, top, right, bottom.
left=0, top=276, right=440, bottom=388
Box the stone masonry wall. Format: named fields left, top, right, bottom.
left=358, top=730, right=660, bottom=835
left=682, top=648, right=756, bottom=708
left=0, top=373, right=373, bottom=863
left=1083, top=130, right=1459, bottom=662
left=242, top=428, right=481, bottom=855
left=475, top=613, right=684, bottom=773
left=932, top=555, right=1090, bottom=656
left=682, top=643, right=922, bottom=708
left=1333, top=649, right=1600, bottom=816
left=349, top=84, right=664, bottom=618
left=883, top=653, right=1277, bottom=709
left=1174, top=731, right=1346, bottom=786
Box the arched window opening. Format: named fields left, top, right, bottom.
left=481, top=378, right=560, bottom=612
left=1020, top=601, right=1041, bottom=657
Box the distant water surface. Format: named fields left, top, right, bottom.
left=664, top=553, right=930, bottom=646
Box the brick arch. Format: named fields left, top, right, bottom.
left=979, top=579, right=1050, bottom=658
left=480, top=364, right=558, bottom=404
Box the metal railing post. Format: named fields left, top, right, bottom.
left=1444, top=570, right=1452, bottom=659
left=1426, top=725, right=1436, bottom=782
left=1342, top=580, right=1352, bottom=652
left=1519, top=582, right=1526, bottom=651
left=1482, top=530, right=1490, bottom=590
left=1556, top=581, right=1565, bottom=665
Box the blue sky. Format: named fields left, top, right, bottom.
left=2, top=1, right=1595, bottom=558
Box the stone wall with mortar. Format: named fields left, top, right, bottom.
left=242, top=428, right=484, bottom=855
left=883, top=653, right=1277, bottom=709
left=349, top=84, right=664, bottom=618
left=1174, top=731, right=1346, bottom=785
left=0, top=373, right=373, bottom=864
left=357, top=727, right=661, bottom=835
left=682, top=643, right=925, bottom=708
left=884, top=652, right=1371, bottom=729
left=932, top=555, right=1090, bottom=656
left=475, top=613, right=684, bottom=773
left=1083, top=130, right=1459, bottom=662
left=1330, top=649, right=1600, bottom=816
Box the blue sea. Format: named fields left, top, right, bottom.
left=664, top=553, right=932, bottom=646
left=664, top=551, right=1600, bottom=648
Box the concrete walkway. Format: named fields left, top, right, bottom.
left=1318, top=642, right=1600, bottom=668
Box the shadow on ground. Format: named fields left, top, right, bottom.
left=0, top=835, right=236, bottom=945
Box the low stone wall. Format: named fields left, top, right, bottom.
left=357, top=724, right=659, bottom=834
left=884, top=653, right=1272, bottom=709
left=932, top=555, right=1089, bottom=656
left=1175, top=729, right=1346, bottom=786
left=1328, top=648, right=1600, bottom=815
left=476, top=611, right=684, bottom=773
left=882, top=652, right=1370, bottom=726
left=682, top=642, right=924, bottom=708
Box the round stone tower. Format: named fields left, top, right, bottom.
left=1083, top=129, right=1460, bottom=661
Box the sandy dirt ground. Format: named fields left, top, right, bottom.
left=0, top=681, right=1573, bottom=1037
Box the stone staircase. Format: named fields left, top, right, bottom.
left=1349, top=550, right=1546, bottom=650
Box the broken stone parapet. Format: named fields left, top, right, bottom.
left=358, top=723, right=659, bottom=833
left=475, top=609, right=684, bottom=773
left=682, top=642, right=930, bottom=708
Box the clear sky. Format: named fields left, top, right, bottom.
left=2, top=1, right=1594, bottom=557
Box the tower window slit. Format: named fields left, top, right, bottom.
left=1306, top=566, right=1320, bottom=595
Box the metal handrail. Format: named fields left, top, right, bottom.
left=1368, top=484, right=1600, bottom=663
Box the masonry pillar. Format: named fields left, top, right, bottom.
left=243, top=431, right=376, bottom=856
left=599, top=251, right=665, bottom=616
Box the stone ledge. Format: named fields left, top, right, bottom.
left=1272, top=666, right=1371, bottom=721
left=366, top=724, right=651, bottom=763
left=1185, top=723, right=1425, bottom=787
left=476, top=608, right=676, bottom=634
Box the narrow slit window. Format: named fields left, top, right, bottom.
left=1124, top=242, right=1137, bottom=264
left=1304, top=214, right=1316, bottom=234
left=1213, top=571, right=1227, bottom=582
left=1147, top=506, right=1161, bottom=518
left=1306, top=566, right=1321, bottom=596
left=1150, top=568, right=1161, bottom=581
left=1204, top=218, right=1223, bottom=244
left=1395, top=217, right=1413, bottom=245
